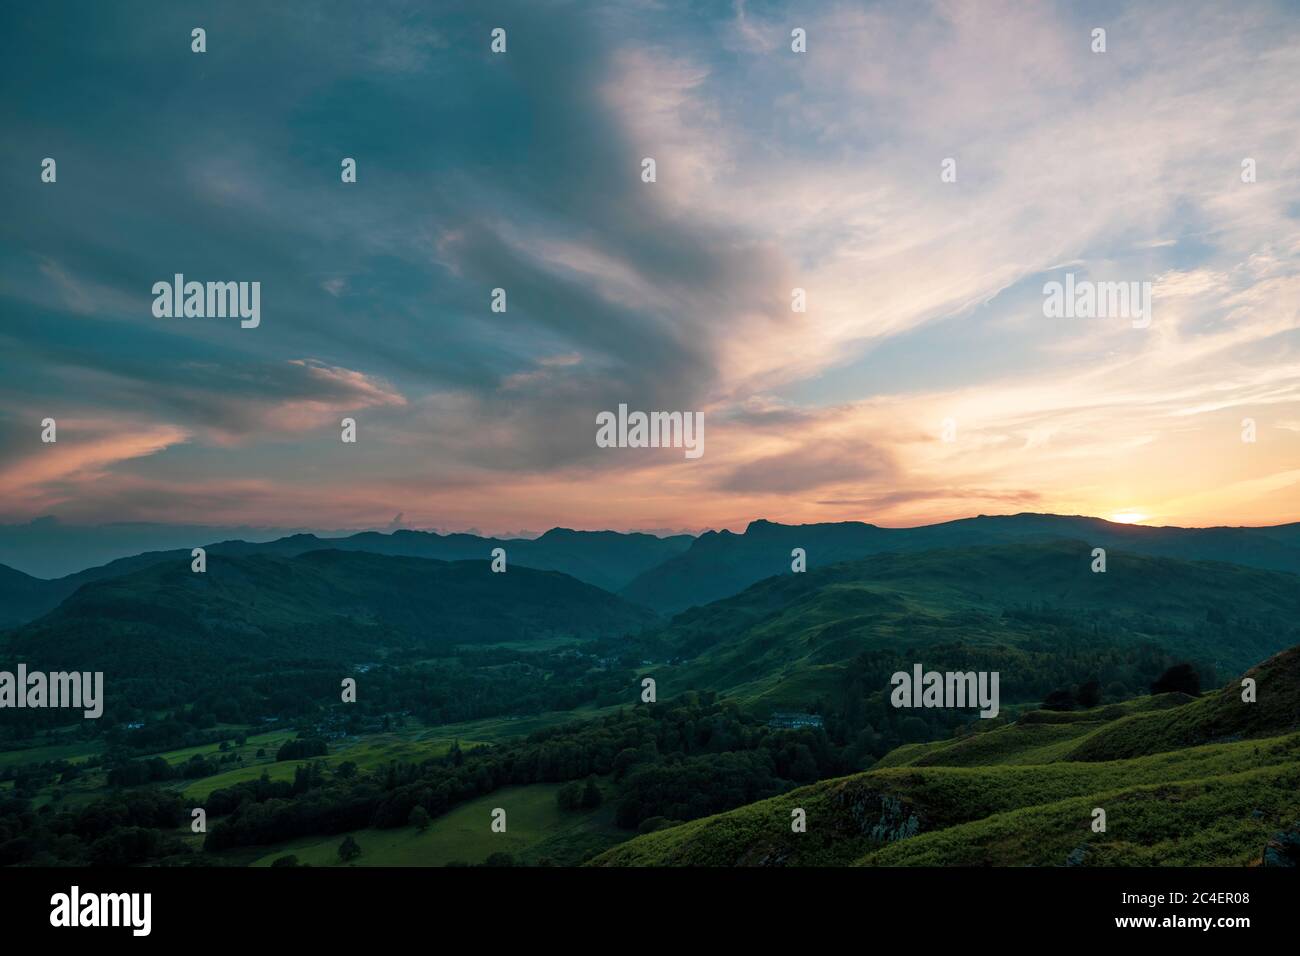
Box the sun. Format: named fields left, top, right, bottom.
left=1109, top=511, right=1149, bottom=525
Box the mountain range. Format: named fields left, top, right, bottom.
left=3, top=511, right=1298, bottom=869
left=0, top=527, right=691, bottom=629
left=621, top=514, right=1300, bottom=612
left=2, top=550, right=655, bottom=678
left=4, top=514, right=1299, bottom=631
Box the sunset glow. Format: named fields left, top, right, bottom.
left=2, top=2, right=1298, bottom=535
left=1108, top=512, right=1150, bottom=526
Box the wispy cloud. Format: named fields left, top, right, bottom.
left=0, top=0, right=1296, bottom=531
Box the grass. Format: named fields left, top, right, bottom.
left=156, top=730, right=297, bottom=766
left=1063, top=651, right=1300, bottom=761
left=593, top=732, right=1300, bottom=867
left=4, top=707, right=589, bottom=817
left=0, top=738, right=102, bottom=770
left=176, top=732, right=488, bottom=801
left=858, top=763, right=1300, bottom=866
left=653, top=542, right=1300, bottom=714
left=872, top=693, right=1196, bottom=769
left=590, top=646, right=1300, bottom=869
left=247, top=781, right=624, bottom=867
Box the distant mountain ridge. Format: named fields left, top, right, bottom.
left=3, top=512, right=1298, bottom=631
left=0, top=527, right=693, bottom=629
left=1, top=550, right=657, bottom=679
left=621, top=513, right=1300, bottom=612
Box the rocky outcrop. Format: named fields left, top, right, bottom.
left=1262, top=826, right=1299, bottom=866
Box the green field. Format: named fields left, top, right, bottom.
left=248, top=781, right=624, bottom=867
left=176, top=731, right=495, bottom=800
left=171, top=708, right=620, bottom=801
left=2, top=705, right=602, bottom=815
left=427, top=706, right=619, bottom=742
left=0, top=738, right=102, bottom=771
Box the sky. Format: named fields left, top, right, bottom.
left=1, top=0, right=1298, bottom=538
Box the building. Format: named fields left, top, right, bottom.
left=767, top=712, right=825, bottom=730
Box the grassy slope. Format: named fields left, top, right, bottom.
left=872, top=693, right=1194, bottom=769
left=591, top=646, right=1300, bottom=867
left=651, top=541, right=1300, bottom=712
left=858, top=763, right=1298, bottom=866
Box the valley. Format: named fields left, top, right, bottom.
left=1, top=517, right=1298, bottom=868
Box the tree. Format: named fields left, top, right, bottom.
left=1076, top=679, right=1103, bottom=709
left=898, top=716, right=929, bottom=742
left=338, top=835, right=361, bottom=862
left=409, top=806, right=431, bottom=832
left=277, top=737, right=328, bottom=762
left=1151, top=663, right=1201, bottom=697
left=556, top=781, right=583, bottom=811
left=581, top=777, right=602, bottom=809
left=1043, top=688, right=1075, bottom=711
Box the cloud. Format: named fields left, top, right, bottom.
left=0, top=417, right=188, bottom=511
left=0, top=0, right=1297, bottom=531
left=718, top=437, right=895, bottom=494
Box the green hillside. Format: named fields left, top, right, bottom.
left=5, top=535, right=1298, bottom=869
left=0, top=550, right=655, bottom=731
left=652, top=540, right=1300, bottom=716
left=589, top=646, right=1300, bottom=867
left=2, top=549, right=654, bottom=671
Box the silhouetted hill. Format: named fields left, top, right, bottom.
left=0, top=550, right=656, bottom=680
left=0, top=527, right=692, bottom=628
left=0, top=563, right=51, bottom=628
left=622, top=514, right=1300, bottom=612
left=7, top=513, right=1296, bottom=630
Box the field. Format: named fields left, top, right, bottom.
left=174, top=731, right=489, bottom=801
left=246, top=781, right=624, bottom=867
left=0, top=737, right=102, bottom=771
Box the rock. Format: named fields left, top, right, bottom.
left=839, top=788, right=922, bottom=842
left=1262, top=827, right=1299, bottom=867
